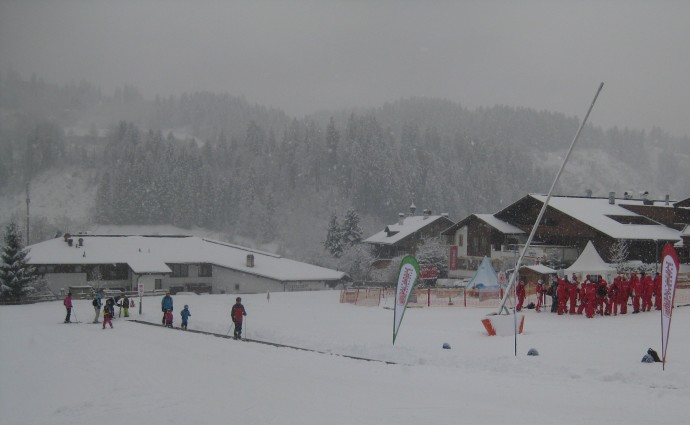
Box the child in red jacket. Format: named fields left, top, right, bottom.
left=164, top=309, right=174, bottom=328
left=102, top=304, right=113, bottom=329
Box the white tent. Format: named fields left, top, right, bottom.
left=466, top=256, right=499, bottom=289
left=565, top=241, right=616, bottom=279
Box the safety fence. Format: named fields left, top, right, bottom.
left=339, top=285, right=690, bottom=309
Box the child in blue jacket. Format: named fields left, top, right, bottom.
left=180, top=305, right=191, bottom=330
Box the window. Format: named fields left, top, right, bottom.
left=235, top=283, right=240, bottom=291
left=155, top=279, right=162, bottom=290
left=199, top=263, right=212, bottom=277
left=169, top=264, right=189, bottom=278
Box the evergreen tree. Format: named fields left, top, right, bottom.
left=323, top=213, right=344, bottom=257
left=341, top=208, right=363, bottom=247
left=0, top=222, right=38, bottom=302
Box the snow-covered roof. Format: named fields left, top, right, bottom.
left=364, top=215, right=452, bottom=245
left=475, top=214, right=525, bottom=234
left=529, top=194, right=681, bottom=241
left=521, top=264, right=557, bottom=275
left=26, top=235, right=345, bottom=282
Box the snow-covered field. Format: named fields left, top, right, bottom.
left=1, top=290, right=688, bottom=425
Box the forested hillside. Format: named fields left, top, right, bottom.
left=1, top=72, right=688, bottom=262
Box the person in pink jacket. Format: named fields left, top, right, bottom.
left=515, top=280, right=526, bottom=312
left=63, top=292, right=73, bottom=323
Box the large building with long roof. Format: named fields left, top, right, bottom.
left=26, top=234, right=347, bottom=295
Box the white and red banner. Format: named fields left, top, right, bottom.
left=660, top=243, right=679, bottom=370
left=393, top=255, right=420, bottom=345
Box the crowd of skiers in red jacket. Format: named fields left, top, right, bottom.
left=515, top=271, right=662, bottom=318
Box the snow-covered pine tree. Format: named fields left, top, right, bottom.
left=323, top=213, right=344, bottom=258
left=0, top=222, right=38, bottom=302
left=340, top=208, right=363, bottom=247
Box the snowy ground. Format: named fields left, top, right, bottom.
left=1, top=290, right=688, bottom=425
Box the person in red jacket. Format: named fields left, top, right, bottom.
left=629, top=272, right=641, bottom=313
left=577, top=276, right=589, bottom=315
left=535, top=279, right=544, bottom=312
left=596, top=275, right=609, bottom=316
left=557, top=276, right=569, bottom=315
left=618, top=276, right=630, bottom=314
left=568, top=276, right=579, bottom=315
left=607, top=276, right=621, bottom=316
left=231, top=297, right=248, bottom=339
left=515, top=280, right=526, bottom=312
left=584, top=280, right=597, bottom=318
left=653, top=272, right=662, bottom=310
left=641, top=271, right=654, bottom=312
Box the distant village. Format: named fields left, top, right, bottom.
left=25, top=191, right=690, bottom=297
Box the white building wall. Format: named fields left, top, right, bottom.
left=211, top=267, right=330, bottom=293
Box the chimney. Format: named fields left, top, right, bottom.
left=585, top=189, right=592, bottom=197
left=246, top=254, right=254, bottom=268
left=398, top=213, right=405, bottom=225
left=608, top=192, right=615, bottom=205
left=409, top=203, right=416, bottom=216
left=665, top=194, right=670, bottom=206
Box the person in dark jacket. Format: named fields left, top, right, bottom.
left=550, top=277, right=559, bottom=313
left=231, top=297, right=247, bottom=339
left=180, top=305, right=191, bottom=330
left=92, top=292, right=102, bottom=323
left=161, top=292, right=173, bottom=324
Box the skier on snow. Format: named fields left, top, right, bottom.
left=161, top=291, right=174, bottom=324
left=231, top=297, right=247, bottom=339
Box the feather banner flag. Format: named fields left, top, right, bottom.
left=660, top=242, right=679, bottom=370
left=393, top=255, right=420, bottom=345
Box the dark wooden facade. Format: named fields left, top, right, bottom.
left=494, top=196, right=683, bottom=264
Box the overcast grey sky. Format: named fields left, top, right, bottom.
left=1, top=0, right=689, bottom=136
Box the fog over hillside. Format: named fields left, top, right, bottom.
left=1, top=2, right=689, bottom=263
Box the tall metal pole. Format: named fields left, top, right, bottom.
left=25, top=183, right=30, bottom=245
left=495, top=82, right=604, bottom=315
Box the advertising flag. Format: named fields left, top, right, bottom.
left=393, top=255, right=420, bottom=345
left=660, top=243, right=679, bottom=370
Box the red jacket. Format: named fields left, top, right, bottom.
left=63, top=295, right=73, bottom=308
left=231, top=303, right=247, bottom=322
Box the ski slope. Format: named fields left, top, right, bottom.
left=1, top=290, right=688, bottom=424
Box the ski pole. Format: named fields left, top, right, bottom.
left=226, top=322, right=234, bottom=336
left=72, top=305, right=78, bottom=323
